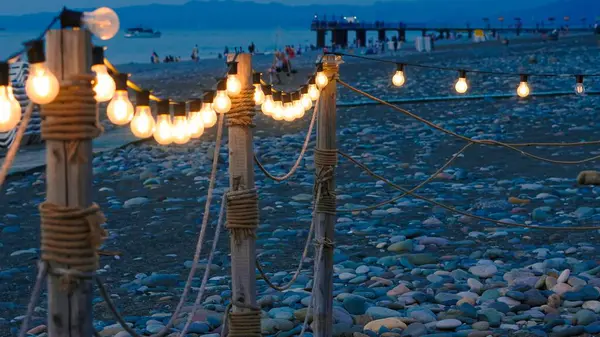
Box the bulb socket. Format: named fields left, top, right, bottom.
left=458, top=70, right=467, bottom=79
left=92, top=46, right=105, bottom=66
left=300, top=85, right=308, bottom=94
left=114, top=73, right=128, bottom=91
left=136, top=90, right=150, bottom=107
left=396, top=64, right=405, bottom=72
left=157, top=100, right=170, bottom=116
left=520, top=74, right=528, bottom=82
left=190, top=99, right=202, bottom=112
left=0, top=62, right=9, bottom=86
left=203, top=90, right=215, bottom=103
left=273, top=91, right=282, bottom=102
left=227, top=62, right=238, bottom=75
left=173, top=102, right=186, bottom=117
left=60, top=8, right=84, bottom=29
left=282, top=93, right=291, bottom=104
left=217, top=79, right=227, bottom=91
left=263, top=85, right=272, bottom=96
left=576, top=75, right=584, bottom=84
left=25, top=40, right=45, bottom=64
left=253, top=72, right=262, bottom=85
left=316, top=63, right=324, bottom=72
left=291, top=92, right=300, bottom=101
left=308, top=76, right=316, bottom=85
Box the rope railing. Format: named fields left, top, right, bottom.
left=338, top=79, right=600, bottom=165
left=340, top=149, right=600, bottom=231
left=254, top=96, right=320, bottom=182
left=336, top=143, right=473, bottom=213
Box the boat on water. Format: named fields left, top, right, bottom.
left=124, top=27, right=161, bottom=39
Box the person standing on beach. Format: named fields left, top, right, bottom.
left=191, top=45, right=199, bottom=62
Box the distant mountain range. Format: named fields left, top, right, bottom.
left=0, top=0, right=598, bottom=31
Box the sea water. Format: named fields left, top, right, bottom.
left=0, top=28, right=426, bottom=65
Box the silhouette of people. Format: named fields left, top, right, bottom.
left=191, top=45, right=199, bottom=62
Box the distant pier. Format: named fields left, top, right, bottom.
left=310, top=18, right=594, bottom=48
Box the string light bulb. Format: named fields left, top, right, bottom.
left=0, top=62, right=22, bottom=132
left=282, top=94, right=296, bottom=122
left=300, top=85, right=312, bottom=111
left=226, top=62, right=242, bottom=96
left=575, top=75, right=585, bottom=96
left=261, top=85, right=275, bottom=116
left=517, top=74, right=530, bottom=98
left=188, top=99, right=205, bottom=138
left=201, top=91, right=217, bottom=127
left=271, top=91, right=284, bottom=121
left=153, top=100, right=173, bottom=145
left=60, top=7, right=120, bottom=40
left=253, top=73, right=265, bottom=105
left=106, top=73, right=134, bottom=125
left=172, top=102, right=191, bottom=144
left=292, top=92, right=305, bottom=119
left=25, top=40, right=59, bottom=105
left=392, top=64, right=406, bottom=87
left=91, top=46, right=116, bottom=102
left=454, top=70, right=468, bottom=94
left=213, top=79, right=232, bottom=114
left=315, top=63, right=329, bottom=89
left=308, top=76, right=320, bottom=101
left=130, top=90, right=155, bottom=138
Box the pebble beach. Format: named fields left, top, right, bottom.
left=2, top=34, right=600, bottom=337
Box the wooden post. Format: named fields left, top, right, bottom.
left=226, top=53, right=257, bottom=324
left=45, top=29, right=94, bottom=337
left=313, top=54, right=339, bottom=337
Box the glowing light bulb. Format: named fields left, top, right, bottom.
left=0, top=85, right=22, bottom=132
left=517, top=75, right=530, bottom=98
left=254, top=84, right=265, bottom=105
left=153, top=114, right=173, bottom=145
left=308, top=84, right=320, bottom=101
left=107, top=90, right=134, bottom=125
left=200, top=102, right=217, bottom=127
left=575, top=75, right=585, bottom=96
left=213, top=89, right=231, bottom=114
left=301, top=93, right=312, bottom=111
left=188, top=111, right=205, bottom=138
left=261, top=94, right=275, bottom=116
left=272, top=101, right=284, bottom=121
left=226, top=74, right=242, bottom=96
left=92, top=64, right=116, bottom=102
left=172, top=115, right=191, bottom=144
left=294, top=100, right=305, bottom=119
left=83, top=7, right=120, bottom=40
left=283, top=102, right=295, bottom=122
left=130, top=95, right=155, bottom=138
left=26, top=62, right=59, bottom=105
left=392, top=64, right=406, bottom=87
left=454, top=71, right=468, bottom=94
left=315, top=71, right=329, bottom=89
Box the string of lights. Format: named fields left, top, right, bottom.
left=327, top=51, right=596, bottom=97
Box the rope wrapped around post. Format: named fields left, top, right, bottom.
left=40, top=202, right=107, bottom=290
left=226, top=188, right=259, bottom=245
left=221, top=301, right=262, bottom=337
left=39, top=74, right=106, bottom=291
left=314, top=148, right=338, bottom=215
left=227, top=88, right=256, bottom=127
left=41, top=74, right=103, bottom=161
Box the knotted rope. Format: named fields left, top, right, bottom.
left=39, top=202, right=107, bottom=290
left=578, top=170, right=600, bottom=186
left=314, top=148, right=337, bottom=215
left=227, top=88, right=256, bottom=127
left=226, top=188, right=259, bottom=244
left=41, top=74, right=102, bottom=162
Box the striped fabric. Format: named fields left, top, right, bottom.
left=0, top=60, right=43, bottom=148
